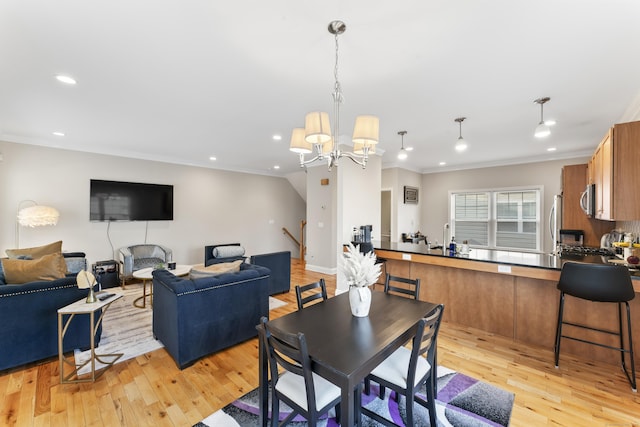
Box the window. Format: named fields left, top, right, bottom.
left=450, top=187, right=541, bottom=251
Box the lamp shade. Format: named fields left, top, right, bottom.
left=289, top=128, right=313, bottom=153
left=534, top=122, right=551, bottom=138
left=322, top=137, right=334, bottom=155
left=304, top=112, right=332, bottom=145
left=17, top=205, right=60, bottom=227
left=352, top=115, right=379, bottom=146
left=455, top=137, right=468, bottom=152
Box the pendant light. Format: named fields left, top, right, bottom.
left=534, top=97, right=551, bottom=138
left=454, top=117, right=468, bottom=152
left=397, top=131, right=408, bottom=160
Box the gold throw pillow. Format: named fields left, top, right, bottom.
left=5, top=240, right=63, bottom=259
left=1, top=252, right=67, bottom=284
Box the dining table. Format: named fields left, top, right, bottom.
left=257, top=290, right=438, bottom=426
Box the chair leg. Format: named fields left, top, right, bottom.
left=335, top=403, right=341, bottom=424
left=364, top=378, right=371, bottom=395
left=405, top=391, right=415, bottom=426
left=621, top=302, right=637, bottom=391
left=554, top=293, right=565, bottom=368
left=271, top=396, right=279, bottom=427
left=425, top=379, right=437, bottom=427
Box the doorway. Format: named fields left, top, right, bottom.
left=381, top=190, right=391, bottom=242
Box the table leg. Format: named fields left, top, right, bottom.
left=58, top=312, right=63, bottom=384
left=257, top=324, right=269, bottom=427
left=341, top=384, right=355, bottom=427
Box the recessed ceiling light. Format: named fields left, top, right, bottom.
left=439, top=161, right=446, bottom=166
left=273, top=165, right=280, bottom=170
left=272, top=135, right=282, bottom=141
left=547, top=147, right=557, bottom=152
left=55, top=75, right=77, bottom=85
left=52, top=131, right=65, bottom=136
left=209, top=156, right=217, bottom=161
left=545, top=119, right=557, bottom=126
left=406, top=147, right=414, bottom=152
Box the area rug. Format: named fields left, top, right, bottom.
left=195, top=366, right=514, bottom=427
left=73, top=287, right=287, bottom=374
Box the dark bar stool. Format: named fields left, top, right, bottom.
left=554, top=262, right=636, bottom=391
left=354, top=242, right=387, bottom=288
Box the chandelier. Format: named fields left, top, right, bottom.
left=290, top=20, right=379, bottom=171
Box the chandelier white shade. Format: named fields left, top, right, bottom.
left=290, top=20, right=379, bottom=170
left=534, top=97, right=551, bottom=138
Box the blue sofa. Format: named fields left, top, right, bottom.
left=152, top=263, right=270, bottom=369
left=0, top=253, right=100, bottom=371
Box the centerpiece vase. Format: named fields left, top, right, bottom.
left=349, top=286, right=372, bottom=317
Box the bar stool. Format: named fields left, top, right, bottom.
left=354, top=242, right=387, bottom=288
left=554, top=261, right=636, bottom=391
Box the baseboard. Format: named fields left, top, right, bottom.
left=304, top=264, right=336, bottom=275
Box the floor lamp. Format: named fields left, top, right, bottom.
left=15, top=200, right=60, bottom=248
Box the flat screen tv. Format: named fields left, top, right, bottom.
left=90, top=179, right=174, bottom=222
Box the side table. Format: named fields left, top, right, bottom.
left=58, top=293, right=123, bottom=384
left=132, top=265, right=192, bottom=308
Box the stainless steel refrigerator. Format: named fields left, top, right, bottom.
left=549, top=194, right=562, bottom=254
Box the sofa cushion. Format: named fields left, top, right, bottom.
left=1, top=252, right=67, bottom=284
left=5, top=240, right=63, bottom=259
left=212, top=245, right=245, bottom=259
left=190, top=260, right=243, bottom=280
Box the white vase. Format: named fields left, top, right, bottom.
left=349, top=286, right=372, bottom=317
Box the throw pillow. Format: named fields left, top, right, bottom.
left=212, top=245, right=245, bottom=259
left=5, top=240, right=63, bottom=259
left=1, top=252, right=68, bottom=284
left=190, top=260, right=243, bottom=280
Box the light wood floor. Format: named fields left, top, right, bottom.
left=1, top=259, right=639, bottom=426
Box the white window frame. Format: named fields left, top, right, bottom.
left=449, top=186, right=543, bottom=252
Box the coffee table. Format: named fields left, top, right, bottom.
left=132, top=264, right=191, bottom=308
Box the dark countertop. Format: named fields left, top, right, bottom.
left=371, top=241, right=640, bottom=279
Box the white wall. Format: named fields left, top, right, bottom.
left=0, top=141, right=306, bottom=267
left=420, top=158, right=590, bottom=252
left=382, top=168, right=422, bottom=242
left=305, top=164, right=336, bottom=272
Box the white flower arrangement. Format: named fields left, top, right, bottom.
left=341, top=242, right=382, bottom=288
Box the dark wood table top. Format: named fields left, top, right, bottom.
left=263, top=290, right=437, bottom=426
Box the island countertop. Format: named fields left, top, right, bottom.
left=370, top=241, right=640, bottom=280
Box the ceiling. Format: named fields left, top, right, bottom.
left=2, top=1, right=640, bottom=177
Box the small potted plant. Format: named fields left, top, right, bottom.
left=341, top=242, right=382, bottom=317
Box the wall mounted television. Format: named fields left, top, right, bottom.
left=90, top=179, right=174, bottom=222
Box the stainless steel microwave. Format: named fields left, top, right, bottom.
left=579, top=184, right=595, bottom=217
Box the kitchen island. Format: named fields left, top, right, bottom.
left=371, top=241, right=639, bottom=367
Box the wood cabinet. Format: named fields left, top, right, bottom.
left=561, top=164, right=611, bottom=247
left=592, top=130, right=613, bottom=220
left=590, top=121, right=640, bottom=221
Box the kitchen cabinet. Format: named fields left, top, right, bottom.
left=590, top=120, right=640, bottom=221
left=562, top=164, right=611, bottom=247
left=592, top=130, right=612, bottom=220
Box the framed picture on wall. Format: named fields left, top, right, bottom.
left=404, top=186, right=418, bottom=204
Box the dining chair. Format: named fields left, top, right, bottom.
left=363, top=304, right=444, bottom=427
left=258, top=317, right=342, bottom=426
left=554, top=262, right=636, bottom=391
left=295, top=279, right=328, bottom=310
left=384, top=273, right=421, bottom=300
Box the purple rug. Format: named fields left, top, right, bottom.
left=195, top=366, right=514, bottom=426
